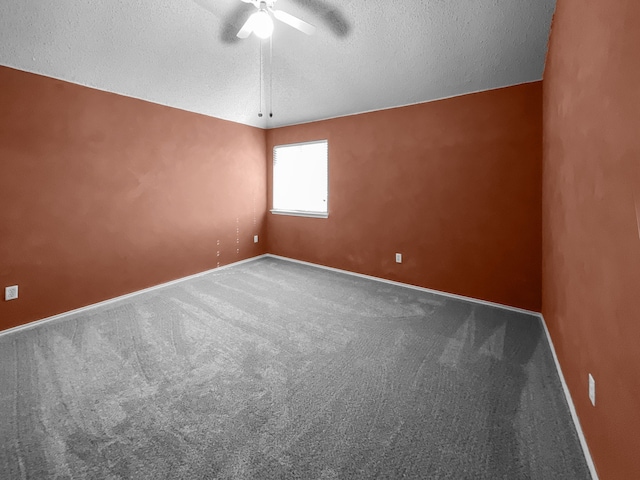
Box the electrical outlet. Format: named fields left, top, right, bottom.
left=254, top=235, right=259, bottom=243
left=395, top=253, right=402, bottom=263
left=588, top=373, right=596, bottom=406
left=5, top=285, right=18, bottom=301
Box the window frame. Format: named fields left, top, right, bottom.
left=270, top=139, right=329, bottom=219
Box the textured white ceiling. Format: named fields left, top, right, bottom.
left=0, top=0, right=556, bottom=128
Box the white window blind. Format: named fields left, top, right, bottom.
left=272, top=140, right=328, bottom=217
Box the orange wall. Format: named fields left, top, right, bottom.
left=542, top=1, right=640, bottom=478
left=0, top=66, right=267, bottom=331
left=267, top=83, right=542, bottom=312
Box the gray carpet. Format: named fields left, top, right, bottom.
left=0, top=257, right=590, bottom=479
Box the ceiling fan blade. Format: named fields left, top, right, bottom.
left=191, top=0, right=224, bottom=19
left=272, top=9, right=316, bottom=35
left=236, top=15, right=255, bottom=38
left=289, top=0, right=352, bottom=38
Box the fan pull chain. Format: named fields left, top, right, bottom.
left=258, top=39, right=263, bottom=118
left=269, top=35, right=273, bottom=119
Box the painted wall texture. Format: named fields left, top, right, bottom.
left=542, top=1, right=640, bottom=478
left=0, top=66, right=267, bottom=331
left=267, top=83, right=542, bottom=312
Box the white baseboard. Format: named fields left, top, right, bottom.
left=0, top=254, right=268, bottom=339
left=1, top=253, right=538, bottom=338
left=265, top=254, right=540, bottom=317
left=538, top=313, right=599, bottom=480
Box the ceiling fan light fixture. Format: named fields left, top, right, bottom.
left=251, top=10, right=274, bottom=39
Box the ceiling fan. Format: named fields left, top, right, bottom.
left=192, top=0, right=351, bottom=44
left=236, top=0, right=316, bottom=39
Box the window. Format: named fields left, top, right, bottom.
left=272, top=140, right=328, bottom=218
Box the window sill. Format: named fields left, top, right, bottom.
left=270, top=209, right=328, bottom=219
